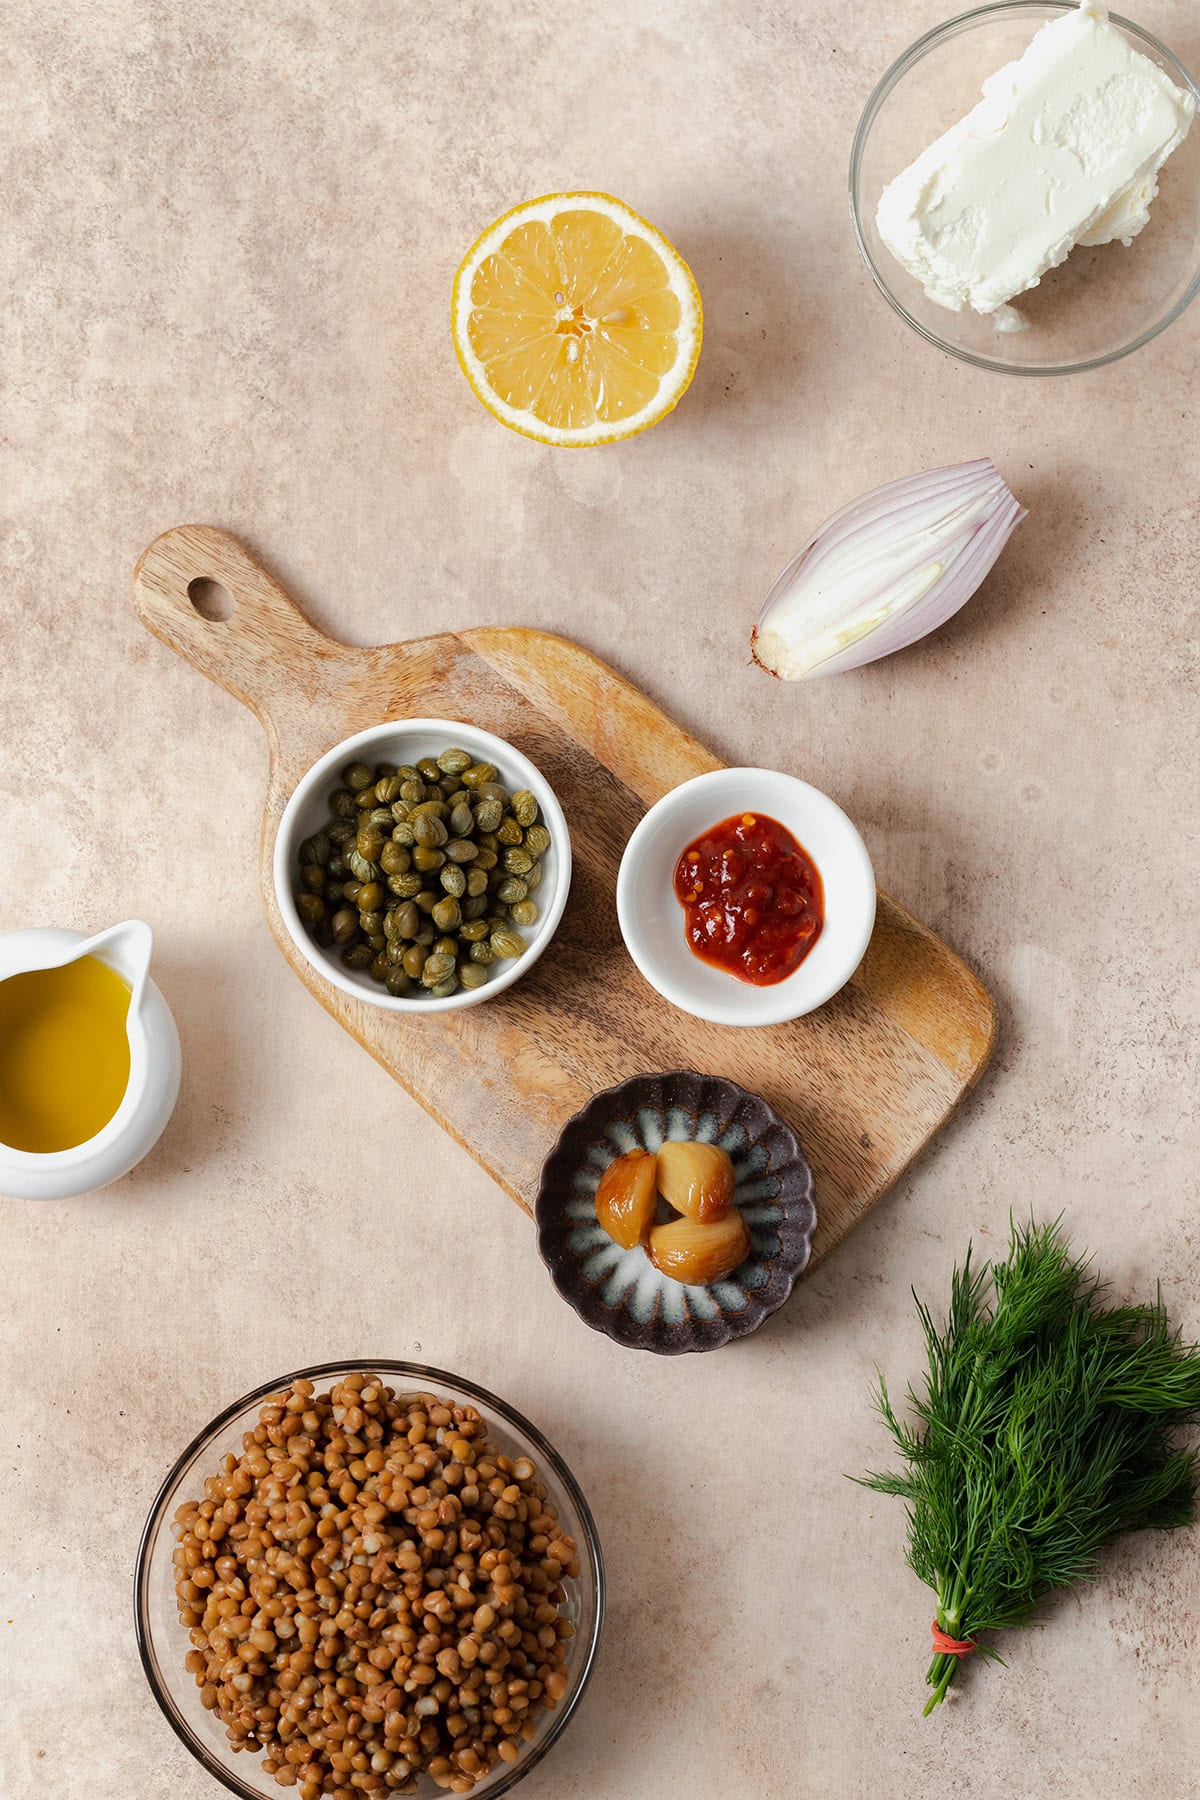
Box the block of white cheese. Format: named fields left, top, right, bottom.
left=876, top=0, right=1196, bottom=316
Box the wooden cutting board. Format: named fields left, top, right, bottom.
left=132, top=526, right=995, bottom=1268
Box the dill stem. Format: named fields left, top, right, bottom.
left=923, top=1655, right=959, bottom=1714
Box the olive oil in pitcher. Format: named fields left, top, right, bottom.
left=0, top=955, right=132, bottom=1152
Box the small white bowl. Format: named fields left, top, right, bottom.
left=616, top=768, right=875, bottom=1027
left=275, top=720, right=572, bottom=1013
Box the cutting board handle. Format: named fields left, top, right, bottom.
left=132, top=525, right=342, bottom=726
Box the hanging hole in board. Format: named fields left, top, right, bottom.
left=188, top=577, right=235, bottom=622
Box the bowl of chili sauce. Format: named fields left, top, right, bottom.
left=616, top=768, right=876, bottom=1027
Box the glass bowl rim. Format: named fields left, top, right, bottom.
left=133, top=1358, right=606, bottom=1800
left=848, top=0, right=1200, bottom=375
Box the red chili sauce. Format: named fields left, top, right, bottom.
left=673, top=812, right=824, bottom=986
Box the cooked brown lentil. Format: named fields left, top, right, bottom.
left=172, top=1374, right=580, bottom=1796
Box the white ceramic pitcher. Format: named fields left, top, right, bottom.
left=0, top=921, right=181, bottom=1200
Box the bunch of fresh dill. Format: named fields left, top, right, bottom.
left=859, top=1218, right=1200, bottom=1714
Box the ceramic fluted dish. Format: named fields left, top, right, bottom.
left=535, top=1071, right=817, bottom=1354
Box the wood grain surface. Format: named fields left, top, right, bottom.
left=132, top=525, right=996, bottom=1266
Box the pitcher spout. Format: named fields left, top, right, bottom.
left=74, top=918, right=155, bottom=1005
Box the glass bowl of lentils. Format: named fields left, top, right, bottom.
left=275, top=720, right=572, bottom=1012
left=135, top=1363, right=604, bottom=1798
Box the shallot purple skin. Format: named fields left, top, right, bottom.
left=751, top=459, right=1026, bottom=681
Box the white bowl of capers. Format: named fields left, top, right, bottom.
left=276, top=720, right=572, bottom=1012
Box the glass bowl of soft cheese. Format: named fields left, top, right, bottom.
left=850, top=0, right=1199, bottom=372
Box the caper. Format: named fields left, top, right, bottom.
left=490, top=927, right=528, bottom=959
left=347, top=850, right=380, bottom=884
left=413, top=813, right=448, bottom=849
left=437, top=748, right=472, bottom=776
left=299, top=742, right=545, bottom=997
left=387, top=872, right=424, bottom=899
left=421, top=951, right=456, bottom=986
left=511, top=790, right=539, bottom=828
left=390, top=901, right=421, bottom=939
left=432, top=897, right=462, bottom=932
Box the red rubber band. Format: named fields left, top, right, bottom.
left=931, top=1620, right=976, bottom=1657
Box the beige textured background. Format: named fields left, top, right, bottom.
left=2, top=1, right=1199, bottom=1795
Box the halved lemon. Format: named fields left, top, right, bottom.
left=451, top=192, right=703, bottom=447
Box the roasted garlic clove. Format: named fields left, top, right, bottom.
left=648, top=1209, right=750, bottom=1285
left=655, top=1140, right=735, bottom=1222
left=595, top=1148, right=659, bottom=1250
